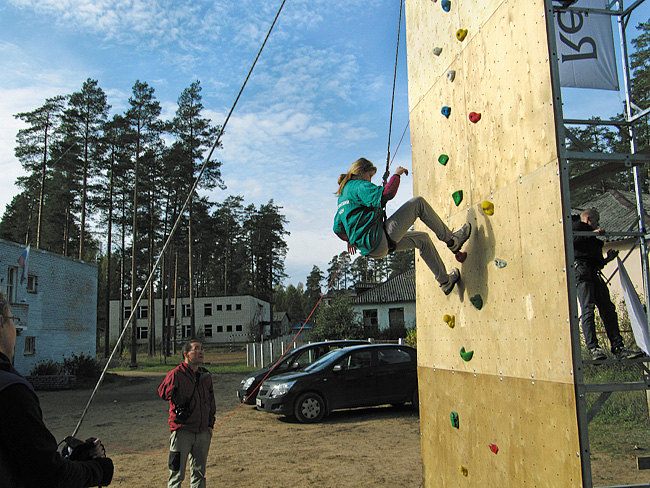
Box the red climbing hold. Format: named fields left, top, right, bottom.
left=489, top=443, right=499, bottom=454
left=469, top=112, right=481, bottom=123
left=455, top=251, right=467, bottom=263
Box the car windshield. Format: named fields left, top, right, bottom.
left=303, top=348, right=347, bottom=372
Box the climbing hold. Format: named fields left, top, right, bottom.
left=433, top=47, right=443, bottom=56
left=469, top=112, right=481, bottom=123
left=452, top=190, right=463, bottom=206
left=460, top=346, right=474, bottom=361
left=447, top=70, right=456, bottom=82
left=438, top=154, right=449, bottom=166
left=481, top=201, right=494, bottom=215
left=459, top=466, right=468, bottom=477
left=441, top=106, right=451, bottom=118
left=470, top=294, right=483, bottom=310
left=455, top=251, right=467, bottom=263
left=494, top=258, right=507, bottom=268
left=456, top=29, right=468, bottom=41
left=489, top=443, right=499, bottom=454
left=443, top=314, right=455, bottom=328
left=441, top=0, right=451, bottom=12
left=450, top=411, right=459, bottom=428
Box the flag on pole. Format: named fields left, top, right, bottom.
left=18, top=245, right=29, bottom=286
left=617, top=257, right=650, bottom=355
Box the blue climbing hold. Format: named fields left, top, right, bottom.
left=442, top=106, right=451, bottom=118
left=442, top=0, right=451, bottom=12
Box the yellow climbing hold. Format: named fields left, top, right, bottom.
left=443, top=314, right=455, bottom=328
left=459, top=465, right=468, bottom=477
left=456, top=29, right=468, bottom=41
left=481, top=201, right=494, bottom=215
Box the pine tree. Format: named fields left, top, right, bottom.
left=14, top=95, right=66, bottom=248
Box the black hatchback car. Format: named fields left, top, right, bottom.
left=237, top=340, right=369, bottom=404
left=255, top=343, right=418, bottom=423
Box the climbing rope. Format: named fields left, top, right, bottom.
left=383, top=0, right=404, bottom=187
left=72, top=0, right=289, bottom=438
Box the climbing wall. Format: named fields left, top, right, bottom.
left=405, top=0, right=583, bottom=485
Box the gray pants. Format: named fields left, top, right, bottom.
left=368, top=196, right=452, bottom=282
left=168, top=429, right=212, bottom=488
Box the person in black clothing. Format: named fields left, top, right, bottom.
left=573, top=208, right=643, bottom=360
left=0, top=292, right=114, bottom=487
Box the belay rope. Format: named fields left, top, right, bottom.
left=382, top=0, right=403, bottom=255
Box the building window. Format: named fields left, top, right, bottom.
left=6, top=266, right=17, bottom=303
left=204, top=303, right=212, bottom=316
left=236, top=304, right=242, bottom=310
left=27, top=275, right=38, bottom=293
left=363, top=309, right=379, bottom=336
left=182, top=304, right=191, bottom=317
left=217, top=326, right=223, bottom=333
left=123, top=305, right=132, bottom=320
left=182, top=325, right=192, bottom=338
left=216, top=304, right=223, bottom=311
left=205, top=325, right=213, bottom=337
left=236, top=325, right=243, bottom=332
left=226, top=325, right=233, bottom=332
left=226, top=304, right=232, bottom=311
left=136, top=326, right=148, bottom=340
left=164, top=304, right=175, bottom=318
left=24, top=336, right=35, bottom=356
left=138, top=305, right=148, bottom=319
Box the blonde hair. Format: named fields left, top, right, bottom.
left=336, top=158, right=377, bottom=195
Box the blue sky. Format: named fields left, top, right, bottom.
left=0, top=1, right=648, bottom=286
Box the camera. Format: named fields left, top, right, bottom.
left=173, top=405, right=192, bottom=423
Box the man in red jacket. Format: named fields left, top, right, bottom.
left=158, top=341, right=216, bottom=488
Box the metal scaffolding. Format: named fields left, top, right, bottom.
left=546, top=0, right=650, bottom=486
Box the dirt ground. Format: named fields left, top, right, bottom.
left=38, top=372, right=423, bottom=488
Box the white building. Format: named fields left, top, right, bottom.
left=352, top=269, right=417, bottom=336
left=108, top=295, right=270, bottom=346
left=0, top=238, right=98, bottom=375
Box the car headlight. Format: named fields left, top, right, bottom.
left=269, top=381, right=296, bottom=398
left=241, top=377, right=255, bottom=390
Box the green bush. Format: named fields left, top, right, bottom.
left=63, top=353, right=101, bottom=378
left=30, top=359, right=62, bottom=376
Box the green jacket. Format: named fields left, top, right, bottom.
left=333, top=179, right=384, bottom=255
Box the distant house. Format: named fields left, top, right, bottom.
left=351, top=269, right=416, bottom=336
left=108, top=295, right=270, bottom=346
left=0, top=238, right=98, bottom=375
left=573, top=190, right=650, bottom=302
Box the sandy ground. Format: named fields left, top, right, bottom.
left=38, top=372, right=423, bottom=488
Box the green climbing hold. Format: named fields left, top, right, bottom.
left=450, top=411, right=459, bottom=428
left=460, top=346, right=474, bottom=361
left=470, top=294, right=483, bottom=310
left=438, top=154, right=449, bottom=165
left=452, top=190, right=463, bottom=206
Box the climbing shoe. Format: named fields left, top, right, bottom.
left=447, top=222, right=472, bottom=253
left=613, top=347, right=644, bottom=360
left=440, top=268, right=460, bottom=296
left=589, top=348, right=607, bottom=360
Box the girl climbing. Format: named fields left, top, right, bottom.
left=333, top=158, right=471, bottom=295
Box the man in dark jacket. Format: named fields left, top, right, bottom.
left=159, top=341, right=216, bottom=488
left=573, top=208, right=643, bottom=360
left=0, top=292, right=114, bottom=488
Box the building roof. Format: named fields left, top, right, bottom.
left=574, top=190, right=650, bottom=241
left=352, top=268, right=415, bottom=305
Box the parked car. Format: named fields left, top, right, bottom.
left=255, top=343, right=418, bottom=423
left=237, top=340, right=369, bottom=404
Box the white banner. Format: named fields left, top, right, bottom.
left=617, top=257, right=650, bottom=355
left=554, top=0, right=619, bottom=91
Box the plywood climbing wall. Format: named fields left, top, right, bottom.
left=405, top=0, right=583, bottom=485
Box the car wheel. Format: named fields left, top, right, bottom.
left=294, top=392, right=325, bottom=423
left=411, top=388, right=419, bottom=410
